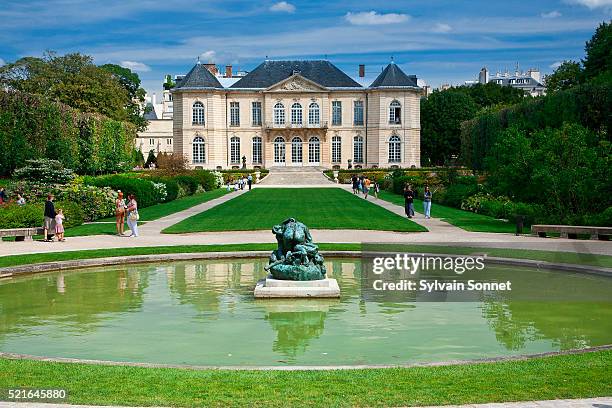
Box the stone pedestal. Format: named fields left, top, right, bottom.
left=254, top=275, right=340, bottom=298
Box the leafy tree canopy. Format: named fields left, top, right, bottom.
left=583, top=20, right=612, bottom=80
left=544, top=61, right=583, bottom=93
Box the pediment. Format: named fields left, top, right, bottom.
left=266, top=74, right=327, bottom=93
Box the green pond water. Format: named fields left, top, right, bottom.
left=1, top=258, right=611, bottom=366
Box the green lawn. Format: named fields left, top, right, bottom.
left=1, top=243, right=610, bottom=269
left=1, top=350, right=610, bottom=407
left=378, top=190, right=516, bottom=233
left=164, top=188, right=427, bottom=233
left=65, top=189, right=230, bottom=237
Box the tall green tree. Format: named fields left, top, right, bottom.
left=451, top=82, right=526, bottom=109
left=100, top=64, right=148, bottom=131
left=421, top=91, right=478, bottom=165
left=544, top=61, right=583, bottom=93
left=583, top=20, right=612, bottom=80
left=0, top=52, right=142, bottom=128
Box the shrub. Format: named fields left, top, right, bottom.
left=157, top=153, right=188, bottom=173
left=436, top=183, right=479, bottom=208
left=54, top=200, right=85, bottom=228
left=85, top=175, right=158, bottom=208
left=13, top=159, right=74, bottom=184
left=192, top=170, right=217, bottom=191
left=173, top=175, right=199, bottom=195
left=0, top=200, right=83, bottom=229
left=151, top=177, right=179, bottom=202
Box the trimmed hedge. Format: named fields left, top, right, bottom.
left=173, top=175, right=199, bottom=196
left=0, top=90, right=136, bottom=177
left=85, top=175, right=158, bottom=208
left=0, top=200, right=84, bottom=229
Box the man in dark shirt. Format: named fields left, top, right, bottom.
left=0, top=187, right=6, bottom=204
left=403, top=185, right=415, bottom=218
left=44, top=194, right=56, bottom=241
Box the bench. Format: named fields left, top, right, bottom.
left=531, top=225, right=612, bottom=240
left=0, top=227, right=45, bottom=242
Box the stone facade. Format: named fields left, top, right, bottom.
left=172, top=61, right=421, bottom=169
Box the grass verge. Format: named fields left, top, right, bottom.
left=1, top=350, right=610, bottom=407
left=65, top=189, right=230, bottom=237
left=378, top=190, right=516, bottom=233
left=0, top=243, right=610, bottom=269
left=163, top=188, right=427, bottom=233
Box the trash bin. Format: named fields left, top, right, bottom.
left=515, top=215, right=525, bottom=236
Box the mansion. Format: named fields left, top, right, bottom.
left=170, top=60, right=422, bottom=169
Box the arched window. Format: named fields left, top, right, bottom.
left=353, top=135, right=364, bottom=163
left=331, top=136, right=341, bottom=163
left=308, top=137, right=320, bottom=163
left=291, top=103, right=303, bottom=125
left=389, top=100, right=401, bottom=124
left=193, top=136, right=205, bottom=163
left=230, top=136, right=241, bottom=164
left=273, top=136, right=286, bottom=163
left=291, top=137, right=303, bottom=163
left=274, top=103, right=285, bottom=125
left=308, top=102, right=320, bottom=125
left=192, top=101, right=205, bottom=125
left=389, top=135, right=401, bottom=163
left=252, top=136, right=262, bottom=164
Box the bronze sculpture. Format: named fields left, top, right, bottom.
left=265, top=218, right=326, bottom=281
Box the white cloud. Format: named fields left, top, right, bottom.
left=345, top=11, right=409, bottom=26
left=199, top=50, right=216, bottom=62
left=433, top=23, right=452, bottom=33
left=550, top=61, right=563, bottom=69
left=119, top=60, right=151, bottom=72
left=541, top=10, right=562, bottom=18
left=564, top=0, right=612, bottom=8
left=269, top=2, right=295, bottom=13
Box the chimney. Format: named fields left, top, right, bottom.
left=203, top=63, right=218, bottom=75
left=359, top=64, right=365, bottom=78
left=225, top=65, right=233, bottom=78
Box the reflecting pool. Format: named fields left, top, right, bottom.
left=1, top=258, right=611, bottom=366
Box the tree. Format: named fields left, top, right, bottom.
left=421, top=91, right=478, bottom=165
left=100, top=64, right=148, bottom=131
left=452, top=82, right=526, bottom=109
left=544, top=61, right=583, bottom=93
left=0, top=52, right=141, bottom=128
left=583, top=20, right=612, bottom=80
left=145, top=150, right=157, bottom=168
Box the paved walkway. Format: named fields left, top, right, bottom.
left=0, top=186, right=610, bottom=258
left=2, top=396, right=611, bottom=407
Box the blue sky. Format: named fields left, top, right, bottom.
left=0, top=0, right=610, bottom=96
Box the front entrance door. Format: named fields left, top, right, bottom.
left=291, top=137, right=303, bottom=166
left=273, top=137, right=286, bottom=166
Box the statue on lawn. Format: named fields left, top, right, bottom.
left=265, top=218, right=326, bottom=281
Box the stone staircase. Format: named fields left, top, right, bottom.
left=258, top=166, right=334, bottom=186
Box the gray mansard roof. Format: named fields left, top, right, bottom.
left=370, top=63, right=418, bottom=88
left=174, top=63, right=224, bottom=90
left=230, top=60, right=362, bottom=89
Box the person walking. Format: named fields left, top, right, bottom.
left=403, top=185, right=415, bottom=218
left=247, top=174, right=253, bottom=190
left=126, top=194, right=139, bottom=238
left=43, top=194, right=56, bottom=241
left=55, top=209, right=65, bottom=242
left=115, top=191, right=126, bottom=236
left=373, top=181, right=380, bottom=199
left=364, top=177, right=371, bottom=199
left=423, top=186, right=432, bottom=219
left=351, top=175, right=358, bottom=194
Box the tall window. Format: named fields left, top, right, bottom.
left=389, top=135, right=401, bottom=162
left=193, top=136, right=205, bottom=163
left=308, top=137, right=321, bottom=163
left=353, top=100, right=364, bottom=126
left=353, top=135, right=364, bottom=163
left=331, top=136, right=341, bottom=163
left=252, top=101, right=262, bottom=126
left=230, top=102, right=240, bottom=126
left=291, top=137, right=303, bottom=163
left=230, top=136, right=241, bottom=164
left=274, top=136, right=286, bottom=163
left=274, top=102, right=285, bottom=125
left=332, top=101, right=342, bottom=126
left=252, top=136, right=262, bottom=164
left=192, top=101, right=205, bottom=125
left=291, top=103, right=303, bottom=125
left=389, top=100, right=401, bottom=124
left=308, top=102, right=320, bottom=125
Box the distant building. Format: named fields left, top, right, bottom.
left=171, top=59, right=422, bottom=169
left=466, top=65, right=546, bottom=97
